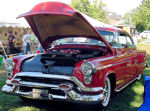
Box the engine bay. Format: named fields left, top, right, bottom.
left=42, top=48, right=103, bottom=60
left=22, top=45, right=108, bottom=75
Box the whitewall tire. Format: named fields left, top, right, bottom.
left=102, top=77, right=111, bottom=107
left=136, top=74, right=142, bottom=80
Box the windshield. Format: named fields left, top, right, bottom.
left=52, top=37, right=105, bottom=46
left=97, top=30, right=122, bottom=48
left=51, top=30, right=116, bottom=47
left=97, top=30, right=115, bottom=43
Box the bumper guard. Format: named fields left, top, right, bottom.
left=2, top=72, right=104, bottom=102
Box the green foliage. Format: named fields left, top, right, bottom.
left=132, top=0, right=150, bottom=32
left=123, top=12, right=132, bottom=25
left=70, top=0, right=109, bottom=23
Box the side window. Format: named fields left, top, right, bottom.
left=126, top=36, right=132, bottom=46
left=118, top=33, right=126, bottom=44
left=117, top=32, right=134, bottom=48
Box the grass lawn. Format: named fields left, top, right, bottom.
left=140, top=38, right=147, bottom=42
left=0, top=43, right=150, bottom=111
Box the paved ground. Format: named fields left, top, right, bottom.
left=139, top=40, right=150, bottom=45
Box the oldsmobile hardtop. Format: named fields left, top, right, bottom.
left=2, top=2, right=147, bottom=107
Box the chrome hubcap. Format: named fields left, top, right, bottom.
left=102, top=77, right=111, bottom=107
left=137, top=74, right=142, bottom=80
left=103, top=81, right=108, bottom=102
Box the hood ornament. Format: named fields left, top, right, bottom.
left=44, top=62, right=54, bottom=73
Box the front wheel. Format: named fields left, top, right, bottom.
left=101, top=77, right=111, bottom=107
left=136, top=74, right=142, bottom=80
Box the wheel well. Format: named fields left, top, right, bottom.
left=108, top=73, right=116, bottom=92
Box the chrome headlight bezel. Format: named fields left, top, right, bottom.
left=7, top=72, right=13, bottom=79
left=5, top=58, right=15, bottom=73
left=81, top=61, right=95, bottom=76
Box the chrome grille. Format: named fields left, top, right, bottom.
left=19, top=86, right=66, bottom=96
left=14, top=75, right=79, bottom=96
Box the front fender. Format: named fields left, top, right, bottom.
left=8, top=54, right=35, bottom=80
left=99, top=69, right=116, bottom=88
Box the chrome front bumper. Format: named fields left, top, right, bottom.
left=2, top=72, right=104, bottom=102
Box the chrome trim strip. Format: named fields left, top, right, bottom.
left=21, top=81, right=59, bottom=89
left=115, top=77, right=137, bottom=92
left=67, top=90, right=104, bottom=101
left=6, top=80, right=12, bottom=85
left=97, top=56, right=116, bottom=61
left=14, top=72, right=73, bottom=80
left=10, top=72, right=103, bottom=93
left=96, top=60, right=132, bottom=71
left=16, top=91, right=32, bottom=97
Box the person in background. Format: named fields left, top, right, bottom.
left=22, top=30, right=27, bottom=54
left=30, top=32, right=38, bottom=53
left=24, top=31, right=31, bottom=54
left=133, top=34, right=137, bottom=45
left=8, top=31, right=15, bottom=54
left=37, top=41, right=44, bottom=53
left=39, top=45, right=44, bottom=53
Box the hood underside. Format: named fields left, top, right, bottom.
left=28, top=14, right=100, bottom=49
left=17, top=2, right=112, bottom=51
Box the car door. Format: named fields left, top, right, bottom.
left=124, top=33, right=137, bottom=78
left=114, top=31, right=137, bottom=87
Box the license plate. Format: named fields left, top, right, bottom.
left=32, top=88, right=48, bottom=99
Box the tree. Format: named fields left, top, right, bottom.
left=131, top=0, right=150, bottom=32
left=70, top=0, right=109, bottom=23
left=123, top=12, right=132, bottom=25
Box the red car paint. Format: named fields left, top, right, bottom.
left=17, top=2, right=115, bottom=54
left=9, top=2, right=146, bottom=92
left=9, top=55, right=34, bottom=80
left=2, top=2, right=148, bottom=108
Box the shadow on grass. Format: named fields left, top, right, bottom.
left=107, top=78, right=145, bottom=111
left=0, top=56, right=150, bottom=111
left=0, top=76, right=102, bottom=111
left=0, top=75, right=147, bottom=111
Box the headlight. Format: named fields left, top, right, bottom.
left=84, top=76, right=92, bottom=84
left=5, top=58, right=15, bottom=72
left=81, top=62, right=95, bottom=76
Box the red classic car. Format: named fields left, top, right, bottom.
left=2, top=2, right=147, bottom=107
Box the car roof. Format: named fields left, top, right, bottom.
left=95, top=26, right=123, bottom=32
left=82, top=13, right=124, bottom=32
left=82, top=13, right=123, bottom=32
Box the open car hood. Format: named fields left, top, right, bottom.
left=17, top=2, right=113, bottom=52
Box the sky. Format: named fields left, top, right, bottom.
left=103, top=0, right=142, bottom=16
left=0, top=0, right=70, bottom=26
left=0, top=0, right=142, bottom=26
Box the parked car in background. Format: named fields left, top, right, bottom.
left=136, top=34, right=142, bottom=42
left=140, top=30, right=150, bottom=39
left=132, top=33, right=141, bottom=44
left=2, top=2, right=148, bottom=107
